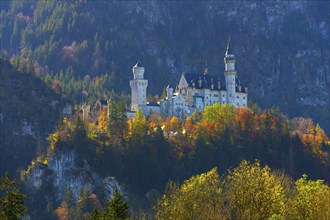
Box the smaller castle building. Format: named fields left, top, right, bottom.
left=129, top=41, right=248, bottom=119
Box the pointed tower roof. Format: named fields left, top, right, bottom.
left=167, top=83, right=174, bottom=88
left=225, top=37, right=233, bottom=57
left=204, top=60, right=208, bottom=75
left=224, top=37, right=235, bottom=61
left=134, top=61, right=143, bottom=67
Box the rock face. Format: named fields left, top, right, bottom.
left=25, top=150, right=123, bottom=202
left=1, top=1, right=329, bottom=133
left=0, top=60, right=66, bottom=176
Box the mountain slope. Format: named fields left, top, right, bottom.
left=0, top=59, right=66, bottom=176
left=0, top=1, right=329, bottom=132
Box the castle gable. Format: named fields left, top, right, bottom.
left=184, top=73, right=225, bottom=91
left=178, top=74, right=189, bottom=90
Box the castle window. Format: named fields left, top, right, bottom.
left=237, top=96, right=239, bottom=99
left=243, top=97, right=246, bottom=99
left=214, top=94, right=218, bottom=97
left=223, top=94, right=225, bottom=97
left=223, top=101, right=225, bottom=104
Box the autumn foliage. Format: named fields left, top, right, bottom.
left=22, top=103, right=330, bottom=219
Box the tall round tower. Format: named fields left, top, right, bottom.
left=224, top=40, right=237, bottom=105
left=130, top=62, right=148, bottom=111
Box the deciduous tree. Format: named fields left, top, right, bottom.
left=288, top=174, right=330, bottom=220
left=155, top=168, right=224, bottom=220
left=224, top=160, right=286, bottom=220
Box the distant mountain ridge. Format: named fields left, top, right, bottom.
left=0, top=1, right=329, bottom=132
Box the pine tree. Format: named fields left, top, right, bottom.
left=103, top=188, right=129, bottom=220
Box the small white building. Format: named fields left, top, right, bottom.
left=129, top=41, right=248, bottom=119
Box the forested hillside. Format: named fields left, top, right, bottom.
left=1, top=1, right=329, bottom=132
left=1, top=1, right=330, bottom=218
left=21, top=102, right=330, bottom=218
left=0, top=59, right=66, bottom=177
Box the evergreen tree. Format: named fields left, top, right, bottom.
left=89, top=208, right=101, bottom=220
left=103, top=188, right=129, bottom=220
left=73, top=116, right=86, bottom=142
left=0, top=173, right=27, bottom=220
left=108, top=99, right=116, bottom=136
left=108, top=100, right=127, bottom=144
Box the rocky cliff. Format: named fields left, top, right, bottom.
left=24, top=150, right=123, bottom=203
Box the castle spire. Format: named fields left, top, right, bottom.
left=134, top=60, right=143, bottom=67
left=204, top=60, right=208, bottom=75
left=225, top=36, right=233, bottom=57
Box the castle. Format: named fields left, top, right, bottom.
left=82, top=42, right=248, bottom=121
left=129, top=41, right=248, bottom=119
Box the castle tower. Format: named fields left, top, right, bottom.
left=166, top=84, right=173, bottom=100
left=130, top=62, right=148, bottom=111
left=224, top=40, right=237, bottom=105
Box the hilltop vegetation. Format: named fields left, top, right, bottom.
left=22, top=101, right=330, bottom=218
left=49, top=103, right=330, bottom=186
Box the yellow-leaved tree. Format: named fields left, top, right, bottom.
left=154, top=160, right=330, bottom=220
left=127, top=108, right=147, bottom=145
left=288, top=174, right=330, bottom=220
left=224, top=160, right=286, bottom=220
left=155, top=167, right=224, bottom=220
left=97, top=109, right=108, bottom=132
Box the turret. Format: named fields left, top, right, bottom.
left=166, top=84, right=173, bottom=99
left=204, top=60, right=208, bottom=75
left=198, top=76, right=202, bottom=87
left=224, top=40, right=236, bottom=71
left=130, top=62, right=148, bottom=111
left=224, top=39, right=237, bottom=105
left=132, top=61, right=145, bottom=80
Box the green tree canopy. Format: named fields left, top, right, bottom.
left=103, top=188, right=129, bottom=220
left=0, top=173, right=27, bottom=220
